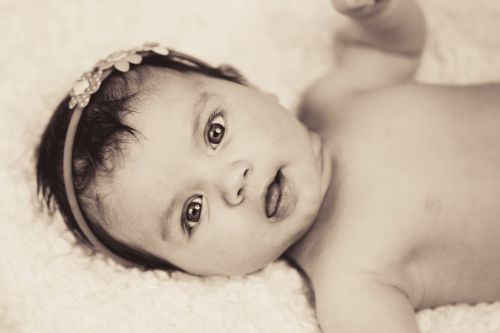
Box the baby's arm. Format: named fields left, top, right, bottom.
left=299, top=0, right=426, bottom=127
left=333, top=0, right=426, bottom=57
left=315, top=271, right=420, bottom=333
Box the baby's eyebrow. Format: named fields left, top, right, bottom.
left=191, top=91, right=213, bottom=138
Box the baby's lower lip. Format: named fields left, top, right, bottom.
left=269, top=170, right=296, bottom=222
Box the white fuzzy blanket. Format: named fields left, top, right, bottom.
left=2, top=0, right=500, bottom=332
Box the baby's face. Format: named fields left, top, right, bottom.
left=102, top=69, right=332, bottom=275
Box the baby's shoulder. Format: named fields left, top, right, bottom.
left=298, top=80, right=425, bottom=135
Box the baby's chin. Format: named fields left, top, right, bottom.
left=239, top=234, right=316, bottom=276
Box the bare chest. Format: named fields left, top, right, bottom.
left=293, top=83, right=500, bottom=309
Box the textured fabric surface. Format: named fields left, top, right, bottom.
left=1, top=0, right=500, bottom=332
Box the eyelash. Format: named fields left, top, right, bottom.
left=181, top=110, right=226, bottom=234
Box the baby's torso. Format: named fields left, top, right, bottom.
left=291, top=83, right=500, bottom=309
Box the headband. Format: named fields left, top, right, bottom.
left=63, top=43, right=242, bottom=268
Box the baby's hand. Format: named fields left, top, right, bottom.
left=330, top=0, right=386, bottom=17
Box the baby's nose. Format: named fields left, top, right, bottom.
left=220, top=160, right=252, bottom=206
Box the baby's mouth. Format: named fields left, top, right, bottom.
left=264, top=168, right=294, bottom=222
left=263, top=168, right=297, bottom=222
left=265, top=169, right=283, bottom=218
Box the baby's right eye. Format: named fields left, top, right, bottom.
left=182, top=196, right=202, bottom=233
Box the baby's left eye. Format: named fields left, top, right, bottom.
left=205, top=112, right=225, bottom=149
left=183, top=196, right=202, bottom=232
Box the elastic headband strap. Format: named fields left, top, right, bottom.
left=63, top=66, right=137, bottom=268
left=63, top=106, right=138, bottom=268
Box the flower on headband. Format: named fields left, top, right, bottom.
left=96, top=49, right=143, bottom=72
left=95, top=43, right=169, bottom=72
left=69, top=48, right=143, bottom=109
left=137, top=42, right=169, bottom=56
left=69, top=70, right=103, bottom=109
left=68, top=43, right=170, bottom=109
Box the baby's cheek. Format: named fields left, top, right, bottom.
left=204, top=235, right=273, bottom=274
left=209, top=215, right=271, bottom=249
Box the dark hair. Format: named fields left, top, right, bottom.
left=36, top=54, right=245, bottom=270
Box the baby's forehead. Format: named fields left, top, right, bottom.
left=144, top=67, right=208, bottom=97
left=123, top=70, right=201, bottom=127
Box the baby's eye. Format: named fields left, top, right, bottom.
left=182, top=196, right=202, bottom=232
left=205, top=111, right=225, bottom=149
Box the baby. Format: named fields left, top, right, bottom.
left=35, top=0, right=500, bottom=332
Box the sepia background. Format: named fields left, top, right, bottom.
left=1, top=0, right=500, bottom=332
